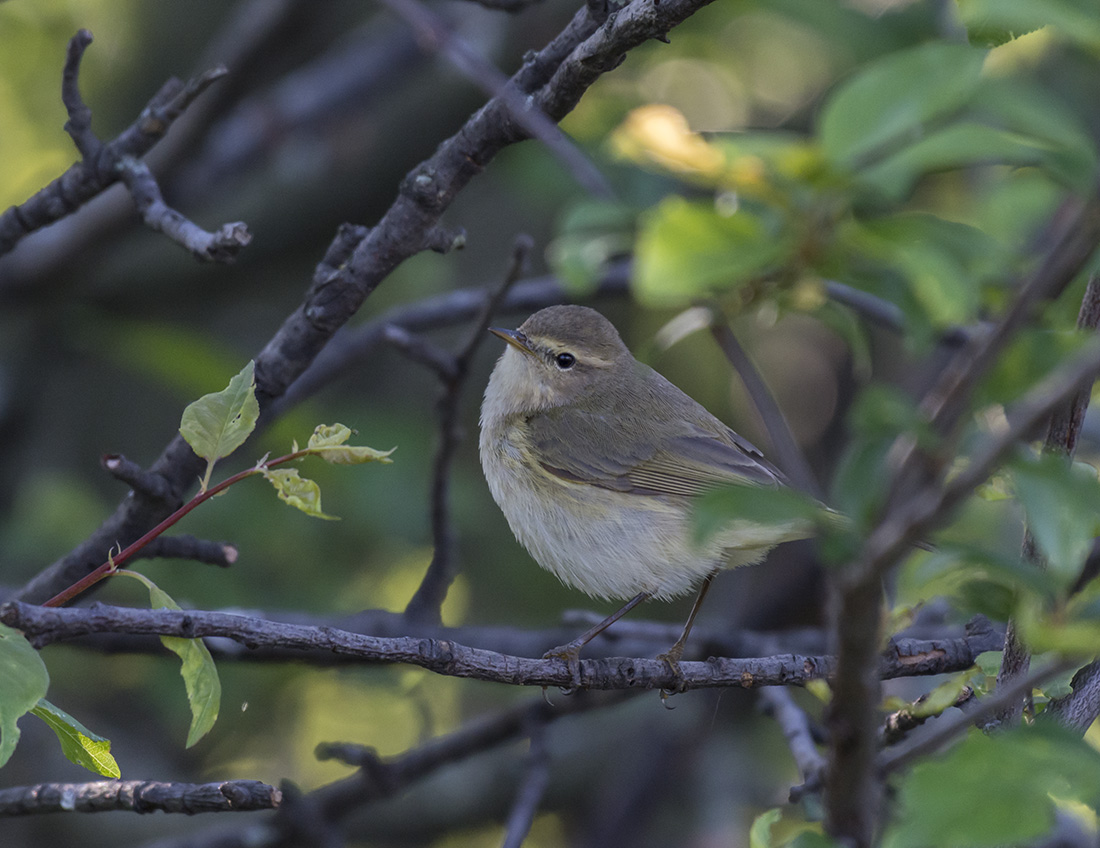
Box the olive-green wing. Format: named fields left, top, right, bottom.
left=526, top=406, right=784, bottom=497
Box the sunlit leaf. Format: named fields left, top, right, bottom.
left=118, top=571, right=221, bottom=748
left=634, top=197, right=794, bottom=306
left=304, top=424, right=395, bottom=466
left=0, top=623, right=49, bottom=768
left=31, top=699, right=120, bottom=778
left=956, top=0, right=1100, bottom=49
left=179, top=361, right=260, bottom=484
left=263, top=467, right=338, bottom=520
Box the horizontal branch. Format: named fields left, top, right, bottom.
left=0, top=779, right=279, bottom=817
left=0, top=602, right=1002, bottom=691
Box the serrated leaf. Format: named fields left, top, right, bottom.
left=31, top=699, right=120, bottom=778
left=118, top=571, right=221, bottom=748
left=263, top=467, right=338, bottom=520
left=956, top=0, right=1100, bottom=50
left=305, top=424, right=395, bottom=465
left=179, top=360, right=260, bottom=475
left=0, top=622, right=50, bottom=768
left=884, top=724, right=1100, bottom=848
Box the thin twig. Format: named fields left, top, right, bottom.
left=997, top=272, right=1100, bottom=726
left=404, top=236, right=533, bottom=622
left=759, top=687, right=826, bottom=798
left=878, top=658, right=1077, bottom=774
left=379, top=0, right=615, bottom=199
left=708, top=315, right=822, bottom=498
left=0, top=32, right=231, bottom=257
left=115, top=156, right=251, bottom=261
left=500, top=723, right=552, bottom=848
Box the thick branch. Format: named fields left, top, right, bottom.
left=0, top=779, right=279, bottom=817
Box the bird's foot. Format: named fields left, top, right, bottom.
left=656, top=644, right=688, bottom=704
left=543, top=642, right=584, bottom=693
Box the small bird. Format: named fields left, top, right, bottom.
left=479, top=305, right=814, bottom=681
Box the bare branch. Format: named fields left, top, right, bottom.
left=115, top=156, right=251, bottom=261
left=379, top=0, right=615, bottom=199
left=997, top=272, right=1100, bottom=726
left=708, top=316, right=822, bottom=498
left=137, top=535, right=238, bottom=567
left=0, top=602, right=1002, bottom=691
left=15, top=0, right=713, bottom=605
left=404, top=235, right=533, bottom=622
left=0, top=33, right=230, bottom=257
left=61, top=30, right=99, bottom=159
left=0, top=779, right=280, bottom=817
left=500, top=726, right=552, bottom=848
left=101, top=454, right=175, bottom=502
left=759, top=687, right=826, bottom=800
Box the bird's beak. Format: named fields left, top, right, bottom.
left=489, top=327, right=537, bottom=358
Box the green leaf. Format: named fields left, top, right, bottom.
left=885, top=724, right=1100, bottom=848
left=263, top=467, right=339, bottom=520
left=304, top=423, right=395, bottom=465
left=750, top=809, right=784, bottom=848
left=693, top=484, right=821, bottom=547
left=634, top=197, right=794, bottom=306
left=1010, top=452, right=1100, bottom=587
left=0, top=622, right=49, bottom=768
left=819, top=42, right=986, bottom=169
left=31, top=699, right=120, bottom=778
left=118, top=571, right=221, bottom=747
left=852, top=214, right=1001, bottom=327
left=956, top=0, right=1100, bottom=49
left=179, top=360, right=260, bottom=487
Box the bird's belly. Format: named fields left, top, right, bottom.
left=480, top=427, right=733, bottom=601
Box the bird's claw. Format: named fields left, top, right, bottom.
left=543, top=642, right=584, bottom=693
left=656, top=646, right=688, bottom=703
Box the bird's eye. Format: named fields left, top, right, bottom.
left=555, top=352, right=576, bottom=370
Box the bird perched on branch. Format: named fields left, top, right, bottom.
left=479, top=305, right=815, bottom=685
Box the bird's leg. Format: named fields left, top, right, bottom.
left=544, top=590, right=651, bottom=690
left=657, top=568, right=719, bottom=694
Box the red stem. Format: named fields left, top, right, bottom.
left=43, top=450, right=307, bottom=607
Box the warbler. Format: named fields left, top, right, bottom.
left=479, top=304, right=814, bottom=677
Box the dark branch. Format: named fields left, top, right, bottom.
left=136, top=534, right=238, bottom=567
left=404, top=235, right=532, bottom=622
left=101, top=454, right=175, bottom=502
left=379, top=0, right=614, bottom=198
left=115, top=156, right=251, bottom=261
left=997, top=272, right=1100, bottom=726
left=759, top=687, right=825, bottom=800
left=0, top=602, right=1002, bottom=691
left=15, top=0, right=714, bottom=605
left=0, top=32, right=230, bottom=257
left=0, top=779, right=280, bottom=817
left=709, top=316, right=822, bottom=498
